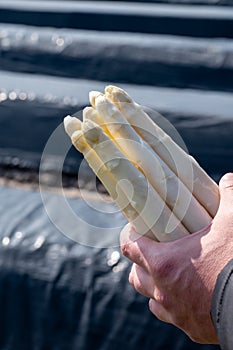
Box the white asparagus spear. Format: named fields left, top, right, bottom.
left=64, top=115, right=82, bottom=136
left=105, top=85, right=220, bottom=218
left=64, top=115, right=153, bottom=238
left=83, top=106, right=109, bottom=134
left=80, top=119, right=189, bottom=242
left=88, top=94, right=212, bottom=233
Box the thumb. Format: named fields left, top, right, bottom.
left=218, top=173, right=233, bottom=213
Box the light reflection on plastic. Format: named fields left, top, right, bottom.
left=15, top=231, right=23, bottom=239
left=9, top=91, right=17, bottom=101
left=0, top=92, right=7, bottom=102
left=107, top=250, right=120, bottom=267
left=56, top=38, right=64, bottom=47
left=112, top=261, right=129, bottom=273
left=34, top=236, right=45, bottom=249
left=2, top=237, right=10, bottom=246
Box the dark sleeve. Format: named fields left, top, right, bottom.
left=211, top=259, right=233, bottom=350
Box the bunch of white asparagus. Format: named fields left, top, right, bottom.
left=64, top=86, right=220, bottom=242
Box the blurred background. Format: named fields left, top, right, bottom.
left=0, top=0, right=232, bottom=349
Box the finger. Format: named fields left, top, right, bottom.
left=129, top=263, right=154, bottom=298
left=218, top=173, right=233, bottom=213
left=120, top=224, right=159, bottom=270
left=149, top=298, right=172, bottom=324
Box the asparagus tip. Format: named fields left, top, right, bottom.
left=83, top=106, right=95, bottom=121
left=95, top=93, right=106, bottom=104
left=64, top=115, right=81, bottom=137
left=89, top=91, right=103, bottom=108
left=105, top=85, right=132, bottom=103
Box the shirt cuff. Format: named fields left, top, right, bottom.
left=211, top=259, right=233, bottom=350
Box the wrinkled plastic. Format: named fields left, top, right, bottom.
left=0, top=185, right=221, bottom=350
left=0, top=24, right=233, bottom=90
left=1, top=75, right=233, bottom=180
left=0, top=1, right=233, bottom=38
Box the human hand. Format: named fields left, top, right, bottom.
left=120, top=173, right=233, bottom=344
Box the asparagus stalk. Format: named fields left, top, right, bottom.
left=87, top=94, right=212, bottom=233
left=65, top=115, right=160, bottom=239
left=64, top=115, right=189, bottom=241
left=79, top=119, right=189, bottom=242
left=64, top=116, right=152, bottom=236
left=105, top=85, right=220, bottom=218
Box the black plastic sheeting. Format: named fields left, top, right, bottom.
left=20, top=0, right=233, bottom=5
left=0, top=185, right=220, bottom=350
left=1, top=24, right=233, bottom=91
left=1, top=71, right=233, bottom=181
left=0, top=1, right=233, bottom=38
left=66, top=0, right=233, bottom=4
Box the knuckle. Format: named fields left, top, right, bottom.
left=152, top=256, right=176, bottom=281
left=129, top=264, right=146, bottom=295
left=154, top=290, right=171, bottom=309
left=220, top=172, right=233, bottom=186
left=148, top=299, right=156, bottom=314
left=121, top=243, right=130, bottom=257
left=128, top=272, right=134, bottom=286
left=137, top=254, right=147, bottom=268
left=134, top=278, right=143, bottom=293
left=128, top=266, right=134, bottom=285
left=133, top=274, right=143, bottom=293
left=149, top=299, right=167, bottom=323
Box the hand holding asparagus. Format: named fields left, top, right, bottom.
left=64, top=86, right=220, bottom=242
